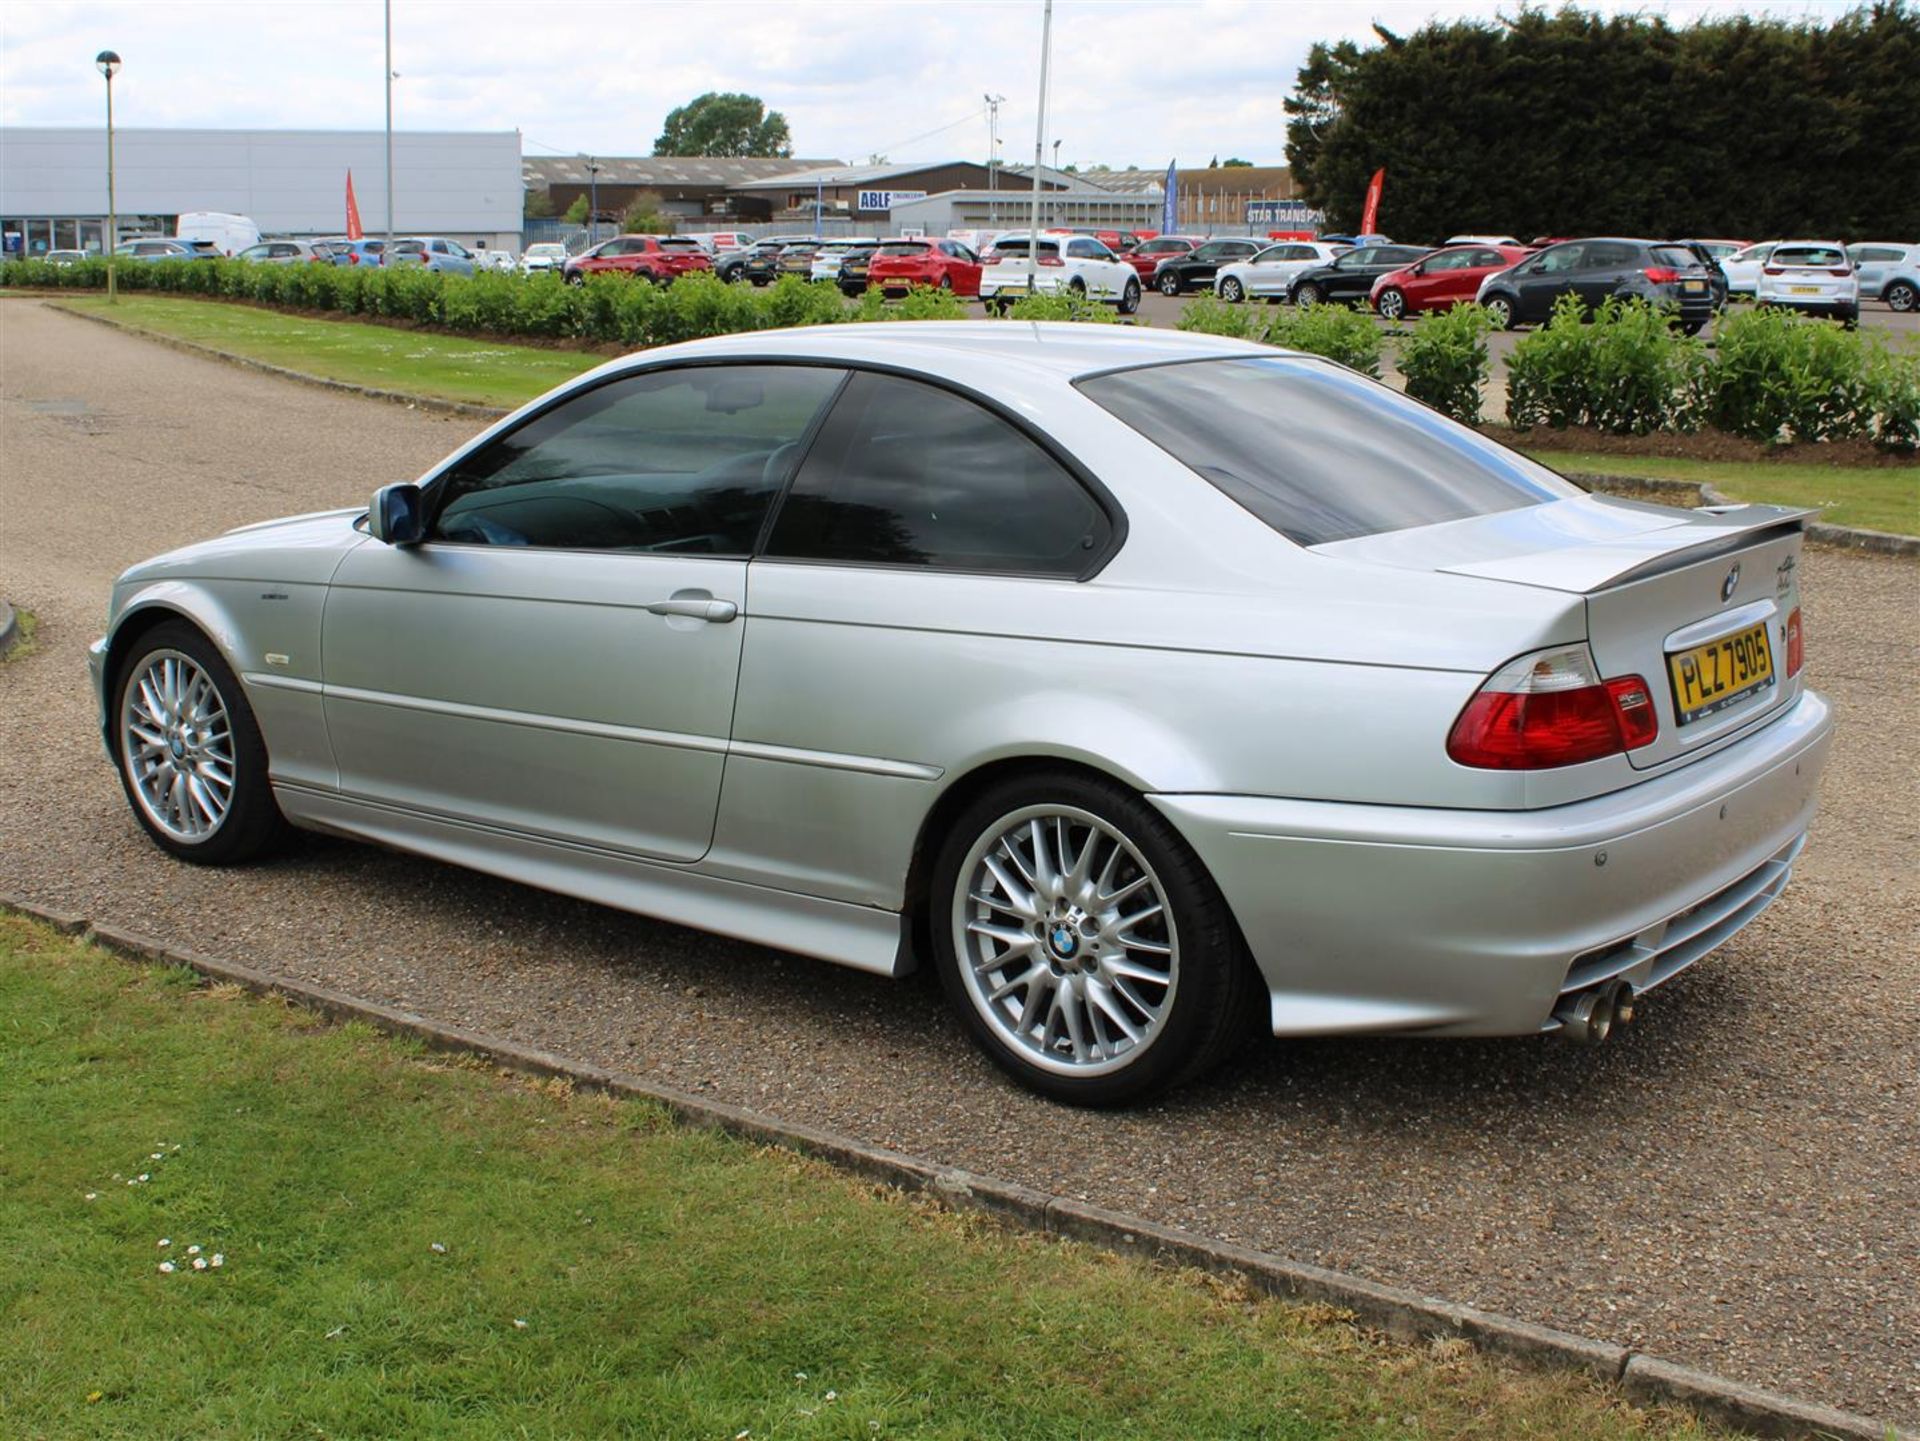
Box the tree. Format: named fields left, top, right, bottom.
left=1283, top=2, right=1919, bottom=239
left=654, top=92, right=793, bottom=158
left=1220, top=158, right=1254, bottom=168
left=523, top=189, right=554, bottom=219
left=620, top=192, right=676, bottom=234
left=562, top=195, right=590, bottom=225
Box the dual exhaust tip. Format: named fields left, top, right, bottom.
left=1554, top=979, right=1638, bottom=1045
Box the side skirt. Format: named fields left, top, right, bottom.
left=273, top=784, right=912, bottom=978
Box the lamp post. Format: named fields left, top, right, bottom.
left=586, top=156, right=601, bottom=245
left=384, top=0, right=394, bottom=250
left=96, top=50, right=121, bottom=302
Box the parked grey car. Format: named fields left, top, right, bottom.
left=235, top=240, right=327, bottom=266
left=1845, top=242, right=1918, bottom=311
left=90, top=324, right=1832, bottom=1104
left=382, top=236, right=477, bottom=276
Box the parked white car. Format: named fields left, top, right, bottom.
left=1754, top=240, right=1858, bottom=326
left=811, top=240, right=882, bottom=283
left=519, top=243, right=569, bottom=276
left=1846, top=242, right=1919, bottom=312
left=1445, top=234, right=1521, bottom=247
left=1718, top=241, right=1779, bottom=296
left=1214, top=241, right=1351, bottom=302
left=977, top=232, right=1141, bottom=312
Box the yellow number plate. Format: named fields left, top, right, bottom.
left=1667, top=621, right=1775, bottom=725
left=1684, top=280, right=1705, bottom=292
left=1789, top=284, right=1819, bottom=294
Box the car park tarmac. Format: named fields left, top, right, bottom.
left=1, top=298, right=1915, bottom=1428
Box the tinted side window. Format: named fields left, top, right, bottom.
left=765, top=373, right=1111, bottom=575
left=1585, top=242, right=1638, bottom=268
left=430, top=365, right=846, bottom=553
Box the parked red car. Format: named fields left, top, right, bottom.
left=562, top=235, right=713, bottom=285
left=1369, top=243, right=1535, bottom=319
left=864, top=238, right=983, bottom=297
left=1119, top=235, right=1203, bottom=280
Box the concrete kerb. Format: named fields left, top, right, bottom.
left=47, top=302, right=510, bottom=422
left=0, top=602, right=18, bottom=657
left=1, top=895, right=1904, bottom=1441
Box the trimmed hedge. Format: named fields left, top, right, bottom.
left=1174, top=295, right=1382, bottom=377
left=1396, top=302, right=1494, bottom=424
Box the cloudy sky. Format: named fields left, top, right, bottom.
left=2, top=0, right=1858, bottom=171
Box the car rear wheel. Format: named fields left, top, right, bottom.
left=1119, top=277, right=1142, bottom=315
left=1483, top=294, right=1517, bottom=329
left=1294, top=281, right=1322, bottom=307
left=1882, top=282, right=1916, bottom=312
left=1157, top=271, right=1182, bottom=296
left=932, top=772, right=1259, bottom=1106
left=1219, top=276, right=1245, bottom=303
left=1376, top=287, right=1406, bottom=320
left=113, top=620, right=287, bottom=865
left=565, top=272, right=584, bottom=286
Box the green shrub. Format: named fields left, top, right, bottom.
left=759, top=273, right=851, bottom=329
left=1001, top=289, right=1116, bottom=324
left=1263, top=302, right=1383, bottom=377
left=1702, top=305, right=1889, bottom=444
left=1397, top=302, right=1493, bottom=423
left=1174, top=292, right=1262, bottom=339
left=1865, top=342, right=1919, bottom=449
left=1507, top=294, right=1699, bottom=434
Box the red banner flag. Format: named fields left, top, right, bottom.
left=345, top=170, right=364, bottom=241
left=1359, top=168, right=1385, bottom=237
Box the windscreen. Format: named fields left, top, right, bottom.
left=1076, top=356, right=1580, bottom=546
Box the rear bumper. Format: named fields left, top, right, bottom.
left=1150, top=690, right=1832, bottom=1039
left=1759, top=295, right=1857, bottom=319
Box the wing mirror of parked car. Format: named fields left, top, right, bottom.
left=1409, top=260, right=1427, bottom=275
left=368, top=482, right=426, bottom=546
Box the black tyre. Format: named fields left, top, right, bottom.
left=1886, top=281, right=1917, bottom=313
left=1483, top=293, right=1517, bottom=329
left=1681, top=320, right=1706, bottom=336
left=1157, top=270, right=1182, bottom=296
left=1219, top=276, right=1245, bottom=303
left=1375, top=287, right=1406, bottom=321
left=1118, top=277, right=1142, bottom=315
left=564, top=272, right=584, bottom=286
left=1294, top=281, right=1322, bottom=307
left=111, top=619, right=288, bottom=865
left=931, top=771, right=1261, bottom=1106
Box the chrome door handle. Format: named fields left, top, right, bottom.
left=646, top=592, right=738, bottom=623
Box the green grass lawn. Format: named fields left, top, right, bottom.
left=57, top=295, right=598, bottom=409
left=0, top=911, right=1727, bottom=1441
left=1521, top=449, right=1919, bottom=535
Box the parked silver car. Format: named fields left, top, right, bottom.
left=89, top=324, right=1832, bottom=1104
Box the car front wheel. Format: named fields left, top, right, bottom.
left=1483, top=294, right=1516, bottom=329
left=1293, top=281, right=1322, bottom=306
left=1219, top=276, right=1245, bottom=303
left=1375, top=287, right=1406, bottom=320
left=113, top=620, right=287, bottom=865
left=1157, top=271, right=1182, bottom=296
left=932, top=773, right=1259, bottom=1106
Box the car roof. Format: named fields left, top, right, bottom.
left=632, top=321, right=1277, bottom=386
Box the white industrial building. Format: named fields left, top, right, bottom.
left=0, top=127, right=524, bottom=257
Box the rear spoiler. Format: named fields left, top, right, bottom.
left=1439, top=502, right=1815, bottom=595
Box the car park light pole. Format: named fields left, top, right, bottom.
left=1027, top=0, right=1053, bottom=292
left=95, top=50, right=121, bottom=302
left=586, top=157, right=601, bottom=246
left=384, top=0, right=394, bottom=251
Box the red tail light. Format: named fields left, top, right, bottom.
left=1785, top=608, right=1803, bottom=676
left=348, top=252, right=360, bottom=265
left=1448, top=646, right=1659, bottom=770
left=1762, top=266, right=1784, bottom=276
left=982, top=254, right=1002, bottom=265
left=1827, top=268, right=1851, bottom=278
left=1642, top=266, right=1680, bottom=284
left=1037, top=255, right=1064, bottom=267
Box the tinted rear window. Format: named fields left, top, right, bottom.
left=1773, top=246, right=1846, bottom=268
left=877, top=243, right=931, bottom=257
left=1651, top=246, right=1704, bottom=269
left=991, top=239, right=1058, bottom=257
left=1076, top=356, right=1579, bottom=547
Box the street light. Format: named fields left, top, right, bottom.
left=585, top=156, right=602, bottom=245
left=96, top=50, right=120, bottom=302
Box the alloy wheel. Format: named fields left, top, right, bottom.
left=119, top=650, right=235, bottom=842
left=953, top=806, right=1178, bottom=1079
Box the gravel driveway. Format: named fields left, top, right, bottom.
left=3, top=298, right=1915, bottom=1428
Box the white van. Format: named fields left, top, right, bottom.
left=174, top=212, right=261, bottom=258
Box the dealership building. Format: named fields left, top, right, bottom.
left=0, top=127, right=523, bottom=256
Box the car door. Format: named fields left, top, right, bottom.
left=1400, top=249, right=1464, bottom=308
left=940, top=239, right=982, bottom=294
left=713, top=369, right=1118, bottom=906
left=321, top=362, right=848, bottom=863
left=1512, top=243, right=1586, bottom=321
left=1849, top=245, right=1904, bottom=298
left=1570, top=241, right=1638, bottom=310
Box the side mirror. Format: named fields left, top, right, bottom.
left=1410, top=261, right=1427, bottom=276
left=368, top=482, right=425, bottom=546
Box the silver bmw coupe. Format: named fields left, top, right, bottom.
left=92, top=323, right=1833, bottom=1104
